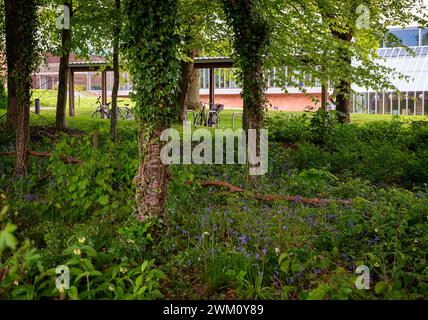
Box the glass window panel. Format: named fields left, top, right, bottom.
left=355, top=93, right=363, bottom=113
left=399, top=93, right=406, bottom=115
left=424, top=92, right=428, bottom=115
left=369, top=92, right=376, bottom=114
left=376, top=93, right=384, bottom=114
left=421, top=29, right=428, bottom=45
left=416, top=91, right=423, bottom=115
left=392, top=92, right=400, bottom=115
left=408, top=92, right=415, bottom=115
left=389, top=28, right=419, bottom=47
left=384, top=92, right=392, bottom=114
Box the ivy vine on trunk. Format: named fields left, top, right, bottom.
left=110, top=0, right=121, bottom=142
left=122, top=0, right=180, bottom=219
left=221, top=0, right=271, bottom=132
left=4, top=0, right=39, bottom=176
left=56, top=1, right=73, bottom=130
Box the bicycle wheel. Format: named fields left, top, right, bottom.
left=194, top=112, right=205, bottom=126
left=92, top=109, right=100, bottom=119
left=125, top=108, right=135, bottom=120
left=207, top=113, right=218, bottom=127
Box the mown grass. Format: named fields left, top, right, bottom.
left=2, top=90, right=428, bottom=131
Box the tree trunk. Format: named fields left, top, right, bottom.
left=335, top=76, right=351, bottom=123
left=134, top=126, right=169, bottom=219
left=242, top=63, right=266, bottom=132
left=14, top=96, right=30, bottom=176
left=177, top=49, right=198, bottom=122
left=4, top=0, right=37, bottom=176
left=5, top=0, right=19, bottom=130
left=188, top=68, right=200, bottom=110
left=110, top=0, right=120, bottom=141
left=331, top=30, right=352, bottom=124
left=221, top=0, right=269, bottom=132
left=56, top=1, right=73, bottom=130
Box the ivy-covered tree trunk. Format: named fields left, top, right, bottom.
left=110, top=0, right=121, bottom=141
left=123, top=0, right=180, bottom=219
left=331, top=30, right=352, bottom=124
left=4, top=0, right=19, bottom=130
left=241, top=60, right=266, bottom=132
left=4, top=0, right=38, bottom=176
left=56, top=1, right=73, bottom=130
left=222, top=0, right=270, bottom=131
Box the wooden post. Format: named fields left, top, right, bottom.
left=69, top=69, right=75, bottom=116
left=209, top=67, right=215, bottom=107
left=102, top=71, right=107, bottom=106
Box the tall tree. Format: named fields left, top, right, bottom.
left=55, top=1, right=73, bottom=129
left=5, top=0, right=39, bottom=176
left=110, top=0, right=121, bottom=141
left=4, top=1, right=19, bottom=129
left=123, top=0, right=181, bottom=218
left=221, top=0, right=271, bottom=132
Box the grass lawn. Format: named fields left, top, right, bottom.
left=3, top=90, right=428, bottom=132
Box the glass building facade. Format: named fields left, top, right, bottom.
left=352, top=27, right=428, bottom=115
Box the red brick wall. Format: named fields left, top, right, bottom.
left=200, top=93, right=322, bottom=111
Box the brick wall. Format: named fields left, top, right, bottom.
left=200, top=93, right=322, bottom=111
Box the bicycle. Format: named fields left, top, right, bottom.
left=92, top=97, right=135, bottom=120
left=92, top=97, right=111, bottom=119
left=116, top=101, right=135, bottom=120
left=193, top=101, right=223, bottom=127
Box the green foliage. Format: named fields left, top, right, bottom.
left=0, top=205, right=41, bottom=299
left=35, top=239, right=165, bottom=300
left=46, top=135, right=138, bottom=218
left=267, top=114, right=428, bottom=187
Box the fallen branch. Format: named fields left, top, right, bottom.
left=193, top=180, right=352, bottom=206
left=0, top=151, right=83, bottom=164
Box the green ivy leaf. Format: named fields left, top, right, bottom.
left=0, top=223, right=18, bottom=250
left=98, top=195, right=109, bottom=206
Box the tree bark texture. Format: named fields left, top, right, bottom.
left=56, top=1, right=73, bottom=130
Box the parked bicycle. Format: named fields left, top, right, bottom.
left=193, top=101, right=224, bottom=127
left=92, top=96, right=111, bottom=119
left=92, top=97, right=135, bottom=120
left=116, top=101, right=135, bottom=120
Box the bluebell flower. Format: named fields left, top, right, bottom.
left=24, top=194, right=37, bottom=202
left=327, top=214, right=337, bottom=220
left=239, top=235, right=249, bottom=245
left=262, top=248, right=267, bottom=255
left=368, top=236, right=380, bottom=246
